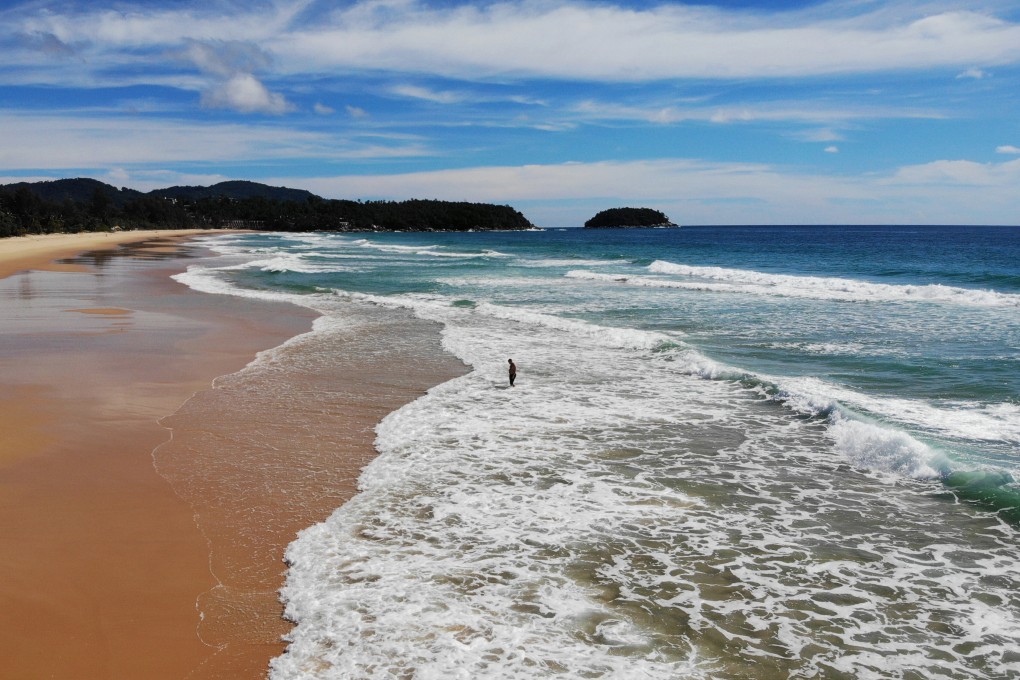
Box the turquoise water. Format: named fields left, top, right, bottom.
left=177, top=225, right=1020, bottom=678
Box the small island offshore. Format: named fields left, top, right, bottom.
left=584, top=207, right=677, bottom=228
left=0, top=178, right=535, bottom=236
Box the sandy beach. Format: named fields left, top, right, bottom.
left=0, top=230, right=219, bottom=280
left=0, top=230, right=466, bottom=678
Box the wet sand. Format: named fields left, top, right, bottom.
left=0, top=231, right=466, bottom=678
left=0, top=230, right=219, bottom=279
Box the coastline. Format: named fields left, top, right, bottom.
left=0, top=229, right=223, bottom=279
left=0, top=231, right=467, bottom=678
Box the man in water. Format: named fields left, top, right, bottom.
left=508, top=358, right=517, bottom=387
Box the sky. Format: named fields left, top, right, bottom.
left=1, top=0, right=1019, bottom=227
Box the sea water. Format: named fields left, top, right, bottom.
left=173, top=225, right=1020, bottom=679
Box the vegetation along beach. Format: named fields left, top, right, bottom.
left=2, top=0, right=1020, bottom=678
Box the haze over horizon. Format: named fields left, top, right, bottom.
left=2, top=0, right=1019, bottom=227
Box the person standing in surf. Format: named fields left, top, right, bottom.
left=508, top=359, right=517, bottom=387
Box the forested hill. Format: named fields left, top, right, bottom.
left=0, top=178, right=536, bottom=237
left=584, top=207, right=677, bottom=228
left=154, top=181, right=317, bottom=203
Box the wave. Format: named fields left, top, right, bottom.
left=439, top=275, right=565, bottom=289
left=519, top=258, right=625, bottom=268
left=330, top=289, right=679, bottom=352
left=172, top=263, right=340, bottom=314
left=660, top=353, right=950, bottom=479
left=328, top=286, right=963, bottom=486
left=616, top=261, right=1020, bottom=307
left=827, top=415, right=943, bottom=478
left=943, top=470, right=1020, bottom=523
left=350, top=239, right=512, bottom=259
left=251, top=255, right=369, bottom=274
left=181, top=243, right=1019, bottom=522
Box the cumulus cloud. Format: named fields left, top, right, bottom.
left=996, top=145, right=1020, bottom=154
left=314, top=102, right=336, bottom=115
left=825, top=146, right=840, bottom=153
left=175, top=39, right=291, bottom=115
left=346, top=105, right=368, bottom=118
left=201, top=73, right=291, bottom=114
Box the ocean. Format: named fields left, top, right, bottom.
left=174, top=225, right=1020, bottom=679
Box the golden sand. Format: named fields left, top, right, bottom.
left=0, top=230, right=219, bottom=280
left=0, top=230, right=466, bottom=678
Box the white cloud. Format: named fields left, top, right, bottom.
left=346, top=105, right=368, bottom=118
left=888, top=158, right=1020, bottom=186
left=795, top=129, right=845, bottom=143
left=314, top=102, right=336, bottom=115
left=201, top=73, right=292, bottom=115
left=957, top=67, right=989, bottom=79
left=390, top=84, right=463, bottom=104
left=275, top=159, right=858, bottom=204
left=275, top=3, right=1020, bottom=81
left=572, top=99, right=942, bottom=127
left=996, top=145, right=1020, bottom=154
left=178, top=39, right=272, bottom=78
left=272, top=156, right=1020, bottom=226
left=825, top=146, right=840, bottom=153
left=19, top=4, right=287, bottom=49
left=18, top=31, right=76, bottom=56
left=10, top=2, right=1020, bottom=85
left=97, top=168, right=231, bottom=191
left=0, top=113, right=425, bottom=168
left=174, top=39, right=292, bottom=115
left=9, top=147, right=1017, bottom=226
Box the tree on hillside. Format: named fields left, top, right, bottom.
left=584, top=207, right=675, bottom=228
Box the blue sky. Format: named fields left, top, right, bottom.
left=2, top=0, right=1019, bottom=227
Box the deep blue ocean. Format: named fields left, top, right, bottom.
left=177, top=225, right=1019, bottom=679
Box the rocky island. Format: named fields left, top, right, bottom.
left=583, top=207, right=677, bottom=229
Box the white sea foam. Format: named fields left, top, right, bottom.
left=331, top=290, right=680, bottom=352
left=275, top=288, right=745, bottom=677
left=437, top=275, right=564, bottom=289
left=249, top=254, right=365, bottom=274
left=181, top=246, right=997, bottom=484
left=520, top=258, right=623, bottom=268
left=827, top=415, right=942, bottom=478
left=172, top=261, right=341, bottom=315
left=403, top=292, right=998, bottom=488
left=332, top=285, right=985, bottom=481
left=276, top=282, right=1020, bottom=679
left=644, top=261, right=1020, bottom=307
left=172, top=266, right=285, bottom=302
left=768, top=340, right=894, bottom=357
left=779, top=376, right=1020, bottom=449
left=349, top=239, right=512, bottom=259
left=179, top=232, right=1020, bottom=680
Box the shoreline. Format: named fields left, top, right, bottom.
left=0, top=230, right=467, bottom=677
left=0, top=229, right=228, bottom=279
